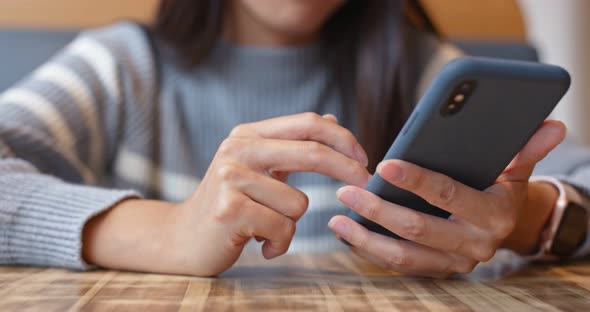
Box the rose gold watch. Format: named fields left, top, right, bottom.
left=529, top=176, right=590, bottom=261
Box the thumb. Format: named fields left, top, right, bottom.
left=499, top=120, right=566, bottom=182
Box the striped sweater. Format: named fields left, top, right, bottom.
left=1, top=22, right=590, bottom=271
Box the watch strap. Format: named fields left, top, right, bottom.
left=526, top=176, right=589, bottom=261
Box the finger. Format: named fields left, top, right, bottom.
left=230, top=112, right=368, bottom=167
left=350, top=247, right=453, bottom=279
left=376, top=159, right=491, bottom=224
left=337, top=186, right=495, bottom=261
left=222, top=137, right=371, bottom=187
left=235, top=196, right=296, bottom=259
left=328, top=215, right=476, bottom=274
left=499, top=120, right=566, bottom=182
left=225, top=163, right=309, bottom=221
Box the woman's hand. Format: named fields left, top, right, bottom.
left=328, top=120, right=566, bottom=278
left=83, top=113, right=370, bottom=276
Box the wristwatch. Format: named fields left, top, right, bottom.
left=529, top=176, right=590, bottom=260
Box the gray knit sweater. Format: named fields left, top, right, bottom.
left=2, top=22, right=590, bottom=270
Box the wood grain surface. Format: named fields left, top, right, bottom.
left=1, top=252, right=590, bottom=311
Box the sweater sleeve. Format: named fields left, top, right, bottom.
left=0, top=22, right=156, bottom=270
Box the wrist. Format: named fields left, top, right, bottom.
left=82, top=199, right=179, bottom=272
left=501, top=181, right=558, bottom=254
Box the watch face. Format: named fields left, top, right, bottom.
left=551, top=202, right=589, bottom=257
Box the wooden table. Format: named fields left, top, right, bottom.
left=1, top=252, right=590, bottom=311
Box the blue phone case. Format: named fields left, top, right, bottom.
left=348, top=57, right=571, bottom=239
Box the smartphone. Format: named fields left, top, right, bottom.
left=348, top=56, right=571, bottom=239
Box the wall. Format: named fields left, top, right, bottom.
left=422, top=0, right=526, bottom=40
left=519, top=0, right=590, bottom=145
left=0, top=0, right=525, bottom=39
left=0, top=0, right=158, bottom=29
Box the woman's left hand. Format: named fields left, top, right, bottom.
left=328, top=120, right=567, bottom=278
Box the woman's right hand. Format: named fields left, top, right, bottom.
left=83, top=113, right=370, bottom=276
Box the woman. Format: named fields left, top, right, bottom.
left=0, top=0, right=588, bottom=277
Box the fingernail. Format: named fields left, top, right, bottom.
left=322, top=114, right=338, bottom=123
left=378, top=162, right=404, bottom=183
left=265, top=243, right=283, bottom=259
left=355, top=145, right=369, bottom=167
left=329, top=220, right=350, bottom=239
left=337, top=189, right=358, bottom=208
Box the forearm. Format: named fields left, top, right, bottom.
left=501, top=182, right=558, bottom=254
left=82, top=199, right=180, bottom=274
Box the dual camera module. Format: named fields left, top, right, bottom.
left=441, top=81, right=475, bottom=116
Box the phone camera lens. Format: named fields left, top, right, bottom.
left=460, top=82, right=472, bottom=93
left=443, top=102, right=462, bottom=115
left=441, top=81, right=474, bottom=116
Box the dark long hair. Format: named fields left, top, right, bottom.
left=154, top=0, right=440, bottom=171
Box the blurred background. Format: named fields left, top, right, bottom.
left=0, top=0, right=588, bottom=144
